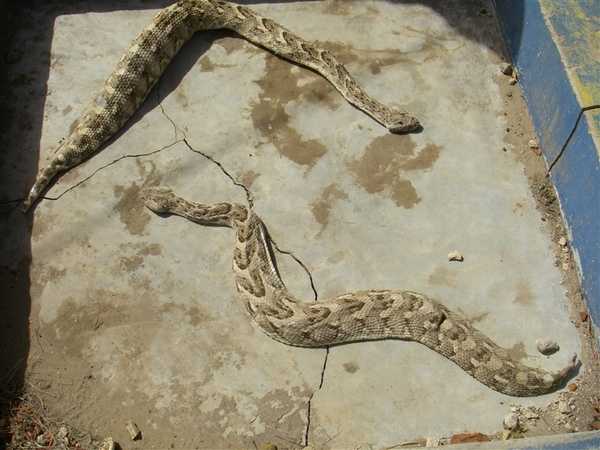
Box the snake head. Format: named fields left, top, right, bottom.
left=140, top=186, right=179, bottom=215
left=388, top=112, right=421, bottom=134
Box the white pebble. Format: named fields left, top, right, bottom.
left=448, top=251, right=464, bottom=262
left=503, top=412, right=519, bottom=430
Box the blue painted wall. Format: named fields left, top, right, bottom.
left=493, top=1, right=600, bottom=329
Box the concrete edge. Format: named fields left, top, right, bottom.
left=492, top=1, right=600, bottom=340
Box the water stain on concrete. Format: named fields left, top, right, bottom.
left=45, top=291, right=132, bottom=357
left=310, top=183, right=348, bottom=233
left=175, top=88, right=189, bottom=109
left=514, top=280, right=534, bottom=306
left=160, top=302, right=212, bottom=327
left=348, top=135, right=441, bottom=208
left=251, top=54, right=329, bottom=168
left=322, top=0, right=354, bottom=16
left=343, top=362, right=359, bottom=373
left=428, top=266, right=457, bottom=287
left=119, top=243, right=162, bottom=272
left=113, top=160, right=161, bottom=236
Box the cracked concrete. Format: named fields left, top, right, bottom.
left=1, top=0, right=587, bottom=448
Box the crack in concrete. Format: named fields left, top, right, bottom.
left=25, top=80, right=331, bottom=447
left=41, top=139, right=183, bottom=202
left=157, top=89, right=330, bottom=448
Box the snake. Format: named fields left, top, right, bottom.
left=22, top=0, right=420, bottom=211
left=141, top=186, right=578, bottom=397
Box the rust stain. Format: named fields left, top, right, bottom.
left=310, top=183, right=348, bottom=233
left=348, top=135, right=441, bottom=208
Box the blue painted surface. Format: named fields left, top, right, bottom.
left=493, top=0, right=581, bottom=161
left=551, top=113, right=600, bottom=332
left=494, top=1, right=600, bottom=333
left=518, top=433, right=600, bottom=450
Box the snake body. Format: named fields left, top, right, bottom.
left=142, top=187, right=578, bottom=397
left=23, top=0, right=420, bottom=211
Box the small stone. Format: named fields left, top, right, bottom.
left=580, top=311, right=588, bottom=322
left=126, top=421, right=141, bottom=440
left=507, top=91, right=513, bottom=98
left=568, top=383, right=578, bottom=391
left=501, top=63, right=513, bottom=76
left=590, top=421, right=600, bottom=430
left=448, top=251, right=464, bottom=262
left=524, top=409, right=540, bottom=420
left=558, top=237, right=568, bottom=247
left=425, top=437, right=440, bottom=447
left=536, top=338, right=560, bottom=355
left=562, top=262, right=570, bottom=270
left=503, top=412, right=519, bottom=430
left=558, top=399, right=571, bottom=414
left=57, top=426, right=68, bottom=440
left=501, top=429, right=512, bottom=440
left=509, top=78, right=517, bottom=85
left=450, top=432, right=490, bottom=444
left=528, top=139, right=539, bottom=149
left=99, top=437, right=115, bottom=450
left=36, top=434, right=50, bottom=446
left=262, top=444, right=278, bottom=450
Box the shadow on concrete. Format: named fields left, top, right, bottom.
left=0, top=0, right=524, bottom=446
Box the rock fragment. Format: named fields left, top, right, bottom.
left=99, top=437, right=116, bottom=450
left=503, top=411, right=520, bottom=430
left=126, top=420, right=141, bottom=440
left=536, top=338, right=560, bottom=355
left=501, top=63, right=513, bottom=76
left=447, top=251, right=464, bottom=262
left=558, top=399, right=571, bottom=414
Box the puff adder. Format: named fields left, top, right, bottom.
left=23, top=0, right=420, bottom=211
left=142, top=187, right=578, bottom=397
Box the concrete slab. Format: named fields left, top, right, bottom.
left=2, top=0, right=587, bottom=448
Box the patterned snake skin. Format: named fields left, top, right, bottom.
left=22, top=0, right=420, bottom=211
left=141, top=187, right=578, bottom=397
